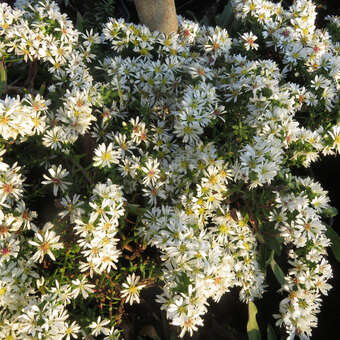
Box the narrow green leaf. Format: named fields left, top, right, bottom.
left=264, top=234, right=282, bottom=254
left=39, top=82, right=46, bottom=96
left=0, top=60, right=7, bottom=97
left=76, top=11, right=84, bottom=31
left=256, top=231, right=265, bottom=244
left=267, top=324, right=277, bottom=340
left=323, top=207, right=338, bottom=218
left=326, top=225, right=340, bottom=262
left=216, top=1, right=234, bottom=28
left=265, top=249, right=274, bottom=268
left=247, top=301, right=261, bottom=340
left=270, top=257, right=286, bottom=286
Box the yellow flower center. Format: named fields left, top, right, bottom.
left=102, top=152, right=112, bottom=161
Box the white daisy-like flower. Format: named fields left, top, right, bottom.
left=93, top=142, right=120, bottom=168
left=0, top=149, right=9, bottom=172
left=71, top=276, right=95, bottom=299
left=121, top=273, right=146, bottom=305
left=103, top=326, right=121, bottom=340
left=29, top=222, right=63, bottom=263
left=328, top=126, right=340, bottom=154
left=89, top=316, right=110, bottom=336
left=42, top=164, right=71, bottom=196
left=241, top=32, right=259, bottom=50
left=141, top=158, right=161, bottom=186
left=64, top=320, right=81, bottom=340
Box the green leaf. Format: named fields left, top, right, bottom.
left=267, top=251, right=286, bottom=286
left=326, top=225, right=340, bottom=262
left=247, top=301, right=261, bottom=340
left=271, top=257, right=286, bottom=286
left=39, top=82, right=46, bottom=96
left=267, top=324, right=277, bottom=340
left=76, top=11, right=84, bottom=31
left=216, top=1, right=234, bottom=28
left=323, top=207, right=338, bottom=218
left=127, top=203, right=146, bottom=216
left=256, top=231, right=265, bottom=244
left=264, top=234, right=282, bottom=255
left=0, top=60, right=6, bottom=97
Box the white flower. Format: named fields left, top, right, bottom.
left=141, top=158, right=161, bottom=186
left=0, top=149, right=8, bottom=172
left=187, top=64, right=214, bottom=81
left=328, top=126, right=340, bottom=154
left=104, top=327, right=121, bottom=340
left=58, top=194, right=84, bottom=222
left=0, top=163, right=24, bottom=203
left=93, top=143, right=120, bottom=168
left=82, top=28, right=101, bottom=47
left=89, top=316, right=110, bottom=336
left=0, top=237, right=20, bottom=263
left=29, top=222, right=63, bottom=263
left=241, top=32, right=259, bottom=50
left=93, top=245, right=121, bottom=273
left=71, top=276, right=95, bottom=299
left=142, top=182, right=167, bottom=206
left=174, top=122, right=203, bottom=144
left=42, top=126, right=67, bottom=150
left=64, top=320, right=81, bottom=340
left=42, top=164, right=71, bottom=196
left=121, top=273, right=146, bottom=305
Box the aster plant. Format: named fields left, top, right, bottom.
left=0, top=0, right=339, bottom=339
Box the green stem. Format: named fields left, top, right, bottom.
left=5, top=57, right=24, bottom=63
left=68, top=155, right=94, bottom=186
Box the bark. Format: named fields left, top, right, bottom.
left=134, top=0, right=178, bottom=34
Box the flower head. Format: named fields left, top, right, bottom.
left=89, top=316, right=110, bottom=336
left=241, top=32, right=259, bottom=50
left=42, top=164, right=71, bottom=196
left=93, top=143, right=120, bottom=168
left=121, top=273, right=146, bottom=305
left=29, top=222, right=63, bottom=263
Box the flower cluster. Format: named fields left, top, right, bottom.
left=0, top=148, right=72, bottom=339
left=270, top=175, right=332, bottom=337
left=0, top=0, right=78, bottom=63
left=233, top=0, right=339, bottom=102
left=0, top=0, right=339, bottom=339
left=142, top=164, right=265, bottom=336
left=0, top=149, right=121, bottom=340
left=74, top=179, right=126, bottom=276
left=0, top=94, right=49, bottom=140
left=0, top=0, right=101, bottom=148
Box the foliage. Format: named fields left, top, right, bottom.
left=0, top=0, right=339, bottom=339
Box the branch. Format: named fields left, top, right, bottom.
left=134, top=0, right=178, bottom=34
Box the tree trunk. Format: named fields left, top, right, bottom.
left=134, top=0, right=178, bottom=34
